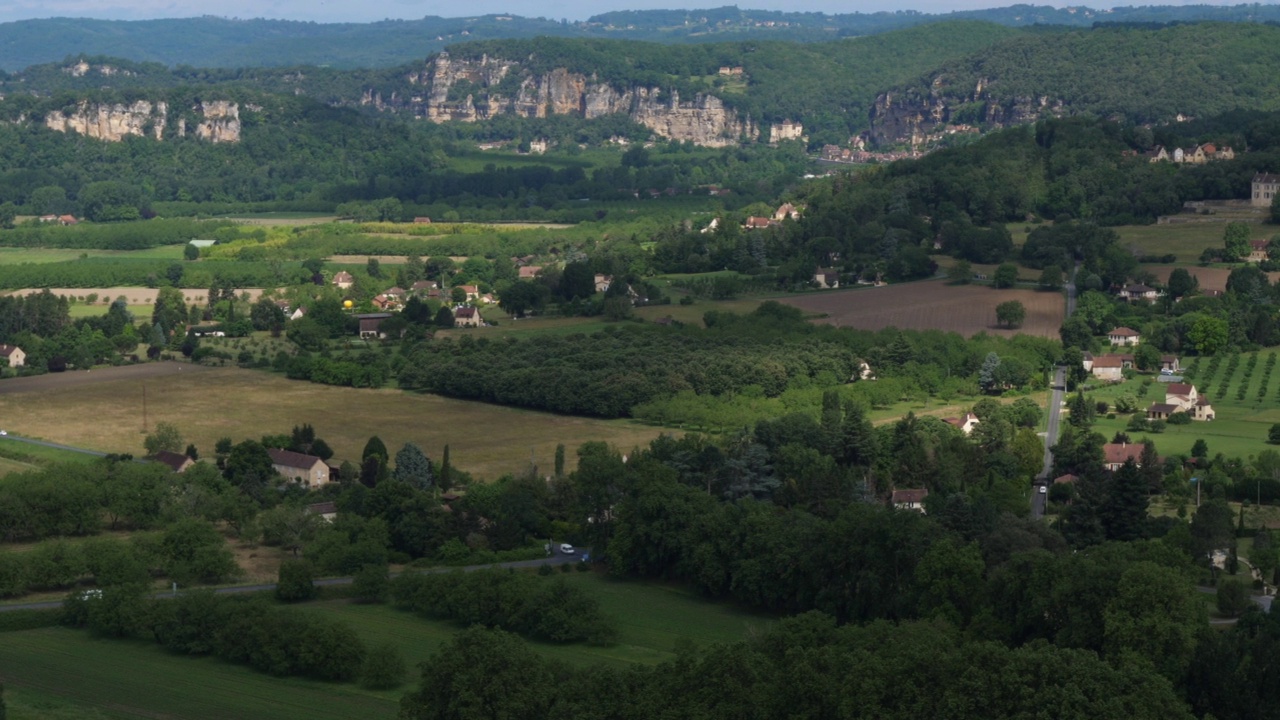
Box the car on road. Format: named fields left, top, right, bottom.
left=0, top=430, right=7, bottom=435
left=1039, top=485, right=1047, bottom=494
left=559, top=543, right=575, bottom=555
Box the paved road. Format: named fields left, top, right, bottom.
left=0, top=549, right=591, bottom=613
left=1032, top=266, right=1079, bottom=519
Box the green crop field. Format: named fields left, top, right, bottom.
left=1082, top=351, right=1279, bottom=460
left=0, top=574, right=771, bottom=719
left=0, top=247, right=185, bottom=264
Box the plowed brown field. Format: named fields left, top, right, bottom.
left=782, top=281, right=1065, bottom=338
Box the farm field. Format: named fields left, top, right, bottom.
left=1083, top=351, right=1279, bottom=460
left=1113, top=214, right=1270, bottom=264
left=2, top=286, right=265, bottom=305
left=781, top=280, right=1065, bottom=338
left=1145, top=265, right=1280, bottom=293
left=0, top=365, right=666, bottom=479
left=0, top=246, right=184, bottom=264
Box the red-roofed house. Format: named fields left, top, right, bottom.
left=743, top=216, right=775, bottom=230
left=518, top=266, right=543, bottom=279
left=268, top=448, right=330, bottom=488
left=1053, top=473, right=1078, bottom=485
left=306, top=501, right=339, bottom=522
left=58, top=214, right=78, bottom=226
left=1108, top=327, right=1140, bottom=346
left=1103, top=443, right=1144, bottom=471
left=892, top=488, right=929, bottom=513
left=1089, top=354, right=1126, bottom=382
left=0, top=344, right=25, bottom=368
left=411, top=280, right=438, bottom=294
left=332, top=271, right=354, bottom=290
left=460, top=285, right=480, bottom=301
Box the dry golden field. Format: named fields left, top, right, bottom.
left=0, top=365, right=665, bottom=480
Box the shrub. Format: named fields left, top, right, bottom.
left=359, top=641, right=407, bottom=690
left=351, top=563, right=389, bottom=604
left=276, top=559, right=317, bottom=603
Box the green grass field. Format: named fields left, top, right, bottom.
left=0, top=573, right=770, bottom=719
left=1113, top=220, right=1273, bottom=264
left=1084, top=352, right=1278, bottom=459
left=0, top=438, right=100, bottom=469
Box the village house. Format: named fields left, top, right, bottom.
left=370, top=294, right=398, bottom=311
left=943, top=413, right=981, bottom=435
left=332, top=271, right=354, bottom=290
left=0, top=344, right=26, bottom=368
left=356, top=312, right=393, bottom=339
left=38, top=214, right=57, bottom=223
left=1117, top=284, right=1159, bottom=303
left=58, top=214, right=78, bottom=226
left=1107, top=327, right=1141, bottom=346
left=384, top=286, right=405, bottom=298
left=891, top=488, right=929, bottom=513
left=527, top=139, right=549, bottom=155
left=1161, top=355, right=1181, bottom=373
left=1148, top=382, right=1215, bottom=421
left=289, top=306, right=306, bottom=321
left=813, top=268, right=840, bottom=289
left=1254, top=173, right=1280, bottom=207
left=700, top=217, right=720, bottom=234
left=268, top=448, right=330, bottom=489
left=1248, top=240, right=1271, bottom=263
left=518, top=266, right=543, bottom=279
left=411, top=280, right=438, bottom=294
left=413, top=216, right=432, bottom=224
left=453, top=306, right=482, bottom=328
left=1083, top=352, right=1133, bottom=381
left=1053, top=473, right=1078, bottom=486
left=594, top=274, right=613, bottom=293
left=743, top=216, right=776, bottom=230
left=1102, top=442, right=1145, bottom=472
left=717, top=66, right=744, bottom=76
left=460, top=285, right=480, bottom=301
left=149, top=450, right=194, bottom=474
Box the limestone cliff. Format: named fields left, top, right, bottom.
left=868, top=75, right=1064, bottom=146
left=44, top=100, right=242, bottom=143
left=387, top=52, right=758, bottom=147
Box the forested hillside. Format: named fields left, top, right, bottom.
left=872, top=23, right=1280, bottom=144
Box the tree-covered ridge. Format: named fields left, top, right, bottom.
left=3, top=6, right=1280, bottom=72
left=879, top=22, right=1280, bottom=136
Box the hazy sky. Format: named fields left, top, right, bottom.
left=0, top=1, right=1249, bottom=24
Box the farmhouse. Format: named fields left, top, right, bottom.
left=411, top=280, right=438, bottom=294
left=454, top=306, right=482, bottom=328
left=0, top=344, right=26, bottom=368
left=891, top=488, right=929, bottom=513
left=813, top=268, right=840, bottom=289
left=149, top=450, right=194, bottom=473
left=595, top=274, right=613, bottom=293
left=268, top=448, right=330, bottom=488
left=413, top=216, right=432, bottom=224
left=332, top=271, right=354, bottom=290
left=58, top=214, right=78, bottom=226
left=1084, top=353, right=1132, bottom=381
left=1148, top=382, right=1215, bottom=421
left=743, top=216, right=776, bottom=230
left=1107, top=327, right=1141, bottom=346
left=518, top=266, right=543, bottom=279
left=356, top=312, right=393, bottom=339
left=1253, top=173, right=1280, bottom=207
left=774, top=202, right=802, bottom=221
left=460, top=285, right=480, bottom=301
left=943, top=413, right=981, bottom=435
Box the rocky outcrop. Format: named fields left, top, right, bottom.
left=46, top=100, right=167, bottom=141
left=390, top=52, right=758, bottom=146
left=868, top=75, right=1064, bottom=146
left=44, top=100, right=242, bottom=143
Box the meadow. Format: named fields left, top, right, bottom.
left=0, top=246, right=185, bottom=264
left=1112, top=213, right=1272, bottom=264
left=0, top=572, right=772, bottom=719
left=0, top=365, right=667, bottom=480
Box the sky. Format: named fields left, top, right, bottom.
left=0, top=0, right=1250, bottom=24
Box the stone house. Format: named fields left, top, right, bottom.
left=0, top=344, right=26, bottom=368
left=268, top=448, right=330, bottom=488
left=1107, top=327, right=1140, bottom=346
left=1085, top=353, right=1131, bottom=381
left=743, top=216, right=775, bottom=229
left=453, top=306, right=482, bottom=328
left=594, top=274, right=613, bottom=293
left=1117, top=284, right=1159, bottom=303
left=332, top=271, right=354, bottom=290
left=1254, top=173, right=1280, bottom=207
left=813, top=268, right=840, bottom=289
left=150, top=450, right=194, bottom=473
left=518, top=266, right=543, bottom=279
left=1248, top=240, right=1271, bottom=263
left=891, top=488, right=929, bottom=513
left=774, top=203, right=802, bottom=221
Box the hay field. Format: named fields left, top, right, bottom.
left=3, top=286, right=265, bottom=305
left=782, top=281, right=1065, bottom=338
left=0, top=365, right=664, bottom=480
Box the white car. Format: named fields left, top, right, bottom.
left=0, top=430, right=7, bottom=435
left=559, top=543, right=575, bottom=555
left=1039, top=485, right=1048, bottom=494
